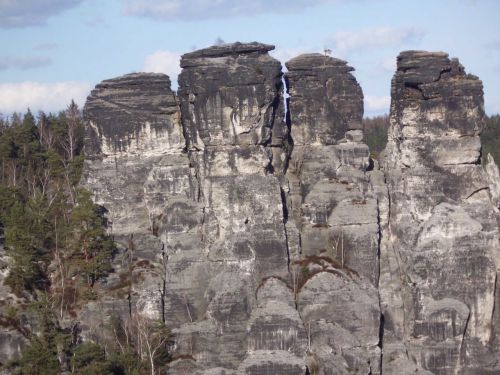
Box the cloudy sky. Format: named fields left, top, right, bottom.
left=1, top=0, right=499, bottom=116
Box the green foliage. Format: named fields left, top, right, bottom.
left=0, top=106, right=130, bottom=374
left=67, top=189, right=115, bottom=287
left=12, top=309, right=149, bottom=375
left=12, top=296, right=70, bottom=375
left=105, top=352, right=141, bottom=375
left=109, top=314, right=175, bottom=374
left=0, top=105, right=116, bottom=296
left=481, top=114, right=500, bottom=163
left=0, top=186, right=21, bottom=217
left=68, top=154, right=85, bottom=186
left=32, top=294, right=72, bottom=348
left=0, top=105, right=180, bottom=374
left=363, top=115, right=389, bottom=160
left=13, top=338, right=61, bottom=375
left=4, top=201, right=49, bottom=294
left=71, top=342, right=110, bottom=374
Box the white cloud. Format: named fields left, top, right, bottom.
left=0, top=56, right=52, bottom=70
left=0, top=0, right=84, bottom=28
left=122, top=0, right=352, bottom=21
left=143, top=50, right=181, bottom=88
left=364, top=95, right=390, bottom=114
left=328, top=27, right=424, bottom=56
left=0, top=81, right=92, bottom=114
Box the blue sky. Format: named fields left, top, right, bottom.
left=1, top=0, right=499, bottom=117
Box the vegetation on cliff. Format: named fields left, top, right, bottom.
left=363, top=114, right=500, bottom=163
left=0, top=103, right=113, bottom=299
left=0, top=99, right=498, bottom=373
left=0, top=106, right=171, bottom=375
left=482, top=114, right=500, bottom=163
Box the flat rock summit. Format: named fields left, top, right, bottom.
left=4, top=42, right=499, bottom=374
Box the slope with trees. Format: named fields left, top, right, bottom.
left=0, top=104, right=172, bottom=375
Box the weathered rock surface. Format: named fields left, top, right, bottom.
left=80, top=43, right=299, bottom=373
left=85, top=73, right=183, bottom=156
left=380, top=51, right=500, bottom=374
left=169, top=42, right=297, bottom=374
left=286, top=54, right=363, bottom=145
left=179, top=42, right=285, bottom=148
left=81, top=72, right=191, bottom=334
left=285, top=54, right=379, bottom=282
left=297, top=271, right=381, bottom=374
left=283, top=53, right=383, bottom=373
left=66, top=44, right=500, bottom=375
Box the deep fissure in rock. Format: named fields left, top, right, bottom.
left=25, top=44, right=497, bottom=375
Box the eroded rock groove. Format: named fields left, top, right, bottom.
left=73, top=43, right=500, bottom=375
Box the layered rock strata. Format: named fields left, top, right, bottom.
left=170, top=42, right=297, bottom=373
left=82, top=72, right=190, bottom=330
left=285, top=54, right=382, bottom=374
left=379, top=51, right=500, bottom=374
left=75, top=44, right=500, bottom=375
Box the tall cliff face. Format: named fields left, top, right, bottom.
left=81, top=72, right=193, bottom=333
left=78, top=43, right=500, bottom=375
left=285, top=53, right=382, bottom=374
left=380, top=51, right=500, bottom=374
left=170, top=42, right=297, bottom=374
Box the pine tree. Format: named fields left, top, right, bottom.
left=67, top=189, right=115, bottom=288
left=4, top=201, right=48, bottom=294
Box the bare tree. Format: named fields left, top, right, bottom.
left=151, top=243, right=169, bottom=323
left=62, top=100, right=82, bottom=162
left=61, top=159, right=76, bottom=206
left=328, top=228, right=344, bottom=267
left=306, top=320, right=312, bottom=352
left=132, top=314, right=171, bottom=375
left=38, top=112, right=56, bottom=150
left=6, top=159, right=17, bottom=187
left=53, top=217, right=66, bottom=319
left=182, top=294, right=193, bottom=323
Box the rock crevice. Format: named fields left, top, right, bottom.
left=76, top=44, right=500, bottom=375
left=380, top=51, right=500, bottom=374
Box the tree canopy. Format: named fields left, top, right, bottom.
left=0, top=105, right=172, bottom=375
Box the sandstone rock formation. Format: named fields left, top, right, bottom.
left=379, top=51, right=500, bottom=374
left=60, top=44, right=500, bottom=374
left=285, top=53, right=382, bottom=374
left=81, top=72, right=189, bottom=335
left=172, top=42, right=295, bottom=373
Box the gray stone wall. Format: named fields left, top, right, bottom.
left=76, top=44, right=500, bottom=374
